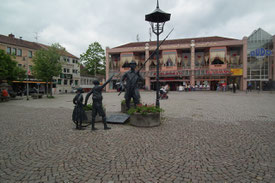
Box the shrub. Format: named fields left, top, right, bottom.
left=127, top=103, right=164, bottom=115
left=121, top=99, right=134, bottom=105
left=83, top=104, right=93, bottom=111
left=83, top=104, right=106, bottom=111
left=47, top=96, right=55, bottom=99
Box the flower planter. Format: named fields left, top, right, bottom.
left=130, top=112, right=161, bottom=127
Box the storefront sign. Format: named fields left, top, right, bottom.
left=206, top=69, right=232, bottom=75
left=250, top=48, right=272, bottom=57
left=230, top=69, right=243, bottom=76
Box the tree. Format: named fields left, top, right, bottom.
left=80, top=42, right=106, bottom=76
left=0, top=49, right=26, bottom=83
left=32, top=43, right=63, bottom=97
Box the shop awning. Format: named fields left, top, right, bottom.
left=12, top=81, right=52, bottom=84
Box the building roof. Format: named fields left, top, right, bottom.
left=0, top=33, right=78, bottom=59
left=113, top=36, right=239, bottom=49
left=37, top=43, right=79, bottom=59
left=0, top=34, right=43, bottom=50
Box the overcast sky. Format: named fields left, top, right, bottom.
left=1, top=0, right=275, bottom=57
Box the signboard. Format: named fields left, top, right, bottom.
left=250, top=48, right=272, bottom=57
left=106, top=113, right=130, bottom=124
left=231, top=69, right=243, bottom=76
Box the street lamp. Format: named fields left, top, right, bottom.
left=145, top=0, right=171, bottom=107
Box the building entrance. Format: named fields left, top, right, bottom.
left=210, top=81, right=219, bottom=91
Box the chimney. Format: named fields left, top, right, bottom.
left=8, top=33, right=15, bottom=38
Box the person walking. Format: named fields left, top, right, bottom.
left=233, top=83, right=236, bottom=93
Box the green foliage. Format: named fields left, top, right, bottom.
left=83, top=103, right=106, bottom=111
left=127, top=104, right=164, bottom=115
left=47, top=96, right=55, bottom=99
left=32, top=43, right=62, bottom=82
left=121, top=99, right=134, bottom=105
left=83, top=104, right=93, bottom=111
left=80, top=42, right=105, bottom=76
left=0, top=50, right=26, bottom=82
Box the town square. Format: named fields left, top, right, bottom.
left=1, top=0, right=275, bottom=182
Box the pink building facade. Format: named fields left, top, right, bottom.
left=106, top=29, right=275, bottom=92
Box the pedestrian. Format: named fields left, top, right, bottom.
left=72, top=88, right=87, bottom=130
left=233, top=83, right=236, bottom=93
left=257, top=85, right=260, bottom=94
left=85, top=75, right=114, bottom=131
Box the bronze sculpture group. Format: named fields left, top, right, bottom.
left=72, top=61, right=143, bottom=131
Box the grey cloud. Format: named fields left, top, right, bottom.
left=0, top=0, right=274, bottom=57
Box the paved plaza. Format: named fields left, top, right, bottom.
left=0, top=91, right=274, bottom=182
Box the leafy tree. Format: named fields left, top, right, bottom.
left=80, top=42, right=106, bottom=76
left=32, top=43, right=63, bottom=97
left=0, top=49, right=26, bottom=83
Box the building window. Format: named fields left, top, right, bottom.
left=67, top=69, right=70, bottom=73
left=64, top=79, right=68, bottom=85
left=70, top=80, right=73, bottom=85
left=75, top=80, right=78, bottom=86
left=18, top=64, right=22, bottom=67
left=58, top=79, right=62, bottom=85
left=12, top=48, right=17, bottom=55
left=28, top=51, right=32, bottom=58
left=63, top=68, right=66, bottom=73
left=6, top=47, right=11, bottom=54
left=17, top=49, right=22, bottom=56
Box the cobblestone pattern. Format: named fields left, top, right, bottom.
left=0, top=92, right=274, bottom=182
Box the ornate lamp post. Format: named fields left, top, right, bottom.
left=145, top=0, right=170, bottom=107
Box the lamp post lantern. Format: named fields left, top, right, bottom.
left=145, top=0, right=170, bottom=107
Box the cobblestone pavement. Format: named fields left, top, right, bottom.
left=0, top=91, right=274, bottom=182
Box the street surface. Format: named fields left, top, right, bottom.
left=0, top=91, right=274, bottom=182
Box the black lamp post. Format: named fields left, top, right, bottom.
left=145, top=0, right=170, bottom=107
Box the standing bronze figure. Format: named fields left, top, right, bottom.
left=85, top=75, right=114, bottom=130
left=120, top=60, right=143, bottom=110
left=72, top=88, right=88, bottom=130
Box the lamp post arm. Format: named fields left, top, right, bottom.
left=117, top=28, right=174, bottom=96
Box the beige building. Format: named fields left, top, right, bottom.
left=0, top=33, right=80, bottom=94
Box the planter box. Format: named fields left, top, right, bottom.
left=130, top=112, right=161, bottom=127
left=85, top=110, right=104, bottom=123
left=121, top=102, right=135, bottom=113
